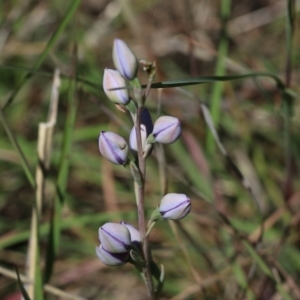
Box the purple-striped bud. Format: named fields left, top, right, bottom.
left=96, top=245, right=129, bottom=266
left=99, top=222, right=131, bottom=253
left=113, top=39, right=138, bottom=80
left=103, top=69, right=129, bottom=104
left=99, top=131, right=128, bottom=165
left=152, top=116, right=181, bottom=144
left=159, top=193, right=191, bottom=220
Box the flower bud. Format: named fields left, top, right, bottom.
left=103, top=69, right=129, bottom=104
left=113, top=39, right=138, bottom=80
left=99, top=131, right=128, bottom=165
left=129, top=108, right=153, bottom=158
left=99, top=222, right=131, bottom=253
left=140, top=107, right=153, bottom=134
left=159, top=193, right=191, bottom=220
left=121, top=221, right=141, bottom=243
left=129, top=124, right=152, bottom=157
left=96, top=245, right=129, bottom=266
left=152, top=116, right=181, bottom=144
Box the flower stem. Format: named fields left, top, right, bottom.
left=135, top=106, right=155, bottom=299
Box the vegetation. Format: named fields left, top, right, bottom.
left=0, top=0, right=299, bottom=299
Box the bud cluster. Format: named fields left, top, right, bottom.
left=96, top=222, right=140, bottom=266
left=99, top=38, right=182, bottom=164
left=96, top=39, right=191, bottom=290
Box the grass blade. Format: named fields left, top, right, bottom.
left=243, top=241, right=293, bottom=300
left=3, top=0, right=82, bottom=110
left=0, top=108, right=35, bottom=188
left=168, top=139, right=213, bottom=202
left=206, top=0, right=231, bottom=154
left=147, top=72, right=285, bottom=90
left=44, top=42, right=79, bottom=283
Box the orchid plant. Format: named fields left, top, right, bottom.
left=96, top=39, right=191, bottom=299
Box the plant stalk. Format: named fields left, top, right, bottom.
left=135, top=106, right=155, bottom=299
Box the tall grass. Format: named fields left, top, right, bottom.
left=0, top=0, right=299, bottom=299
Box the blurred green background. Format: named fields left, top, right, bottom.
left=0, top=0, right=300, bottom=299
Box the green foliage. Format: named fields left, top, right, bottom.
left=0, top=0, right=300, bottom=299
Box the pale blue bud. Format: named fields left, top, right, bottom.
left=99, top=131, right=128, bottom=165
left=129, top=108, right=153, bottom=158
left=152, top=116, right=181, bottom=144
left=129, top=124, right=152, bottom=158
left=96, top=245, right=129, bottom=266
left=121, top=221, right=141, bottom=244
left=103, top=69, right=129, bottom=104
left=113, top=39, right=138, bottom=80
left=159, top=193, right=191, bottom=220
left=99, top=222, right=131, bottom=253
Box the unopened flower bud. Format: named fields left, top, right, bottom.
left=99, top=222, right=131, bottom=253
left=152, top=116, right=181, bottom=144
left=159, top=193, right=191, bottom=220
left=129, top=125, right=152, bottom=157
left=99, top=131, right=128, bottom=165
left=113, top=39, right=138, bottom=80
left=103, top=69, right=129, bottom=104
left=141, top=107, right=153, bottom=133
left=129, top=108, right=153, bottom=158
left=96, top=245, right=129, bottom=266
left=121, top=221, right=141, bottom=243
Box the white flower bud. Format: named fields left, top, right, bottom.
left=129, top=108, right=153, bottom=158
left=121, top=221, right=141, bottom=243
left=113, top=39, right=138, bottom=80
left=129, top=124, right=153, bottom=157
left=159, top=193, right=191, bottom=220
left=99, top=222, right=131, bottom=253
left=99, top=131, right=128, bottom=165
left=152, top=116, right=181, bottom=144
left=96, top=245, right=129, bottom=266
left=103, top=69, right=129, bottom=104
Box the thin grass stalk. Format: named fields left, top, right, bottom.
left=1, top=64, right=291, bottom=96
left=25, top=209, right=43, bottom=300
left=44, top=43, right=78, bottom=283
left=154, top=97, right=208, bottom=296
left=282, top=0, right=295, bottom=200
left=0, top=106, right=41, bottom=298
left=148, top=72, right=286, bottom=90
left=169, top=221, right=205, bottom=295
left=206, top=0, right=231, bottom=154
left=0, top=266, right=87, bottom=300
left=26, top=69, right=60, bottom=299
left=0, top=108, right=35, bottom=188
left=243, top=241, right=293, bottom=300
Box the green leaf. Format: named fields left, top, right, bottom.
left=206, top=0, right=231, bottom=154
left=147, top=73, right=285, bottom=90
